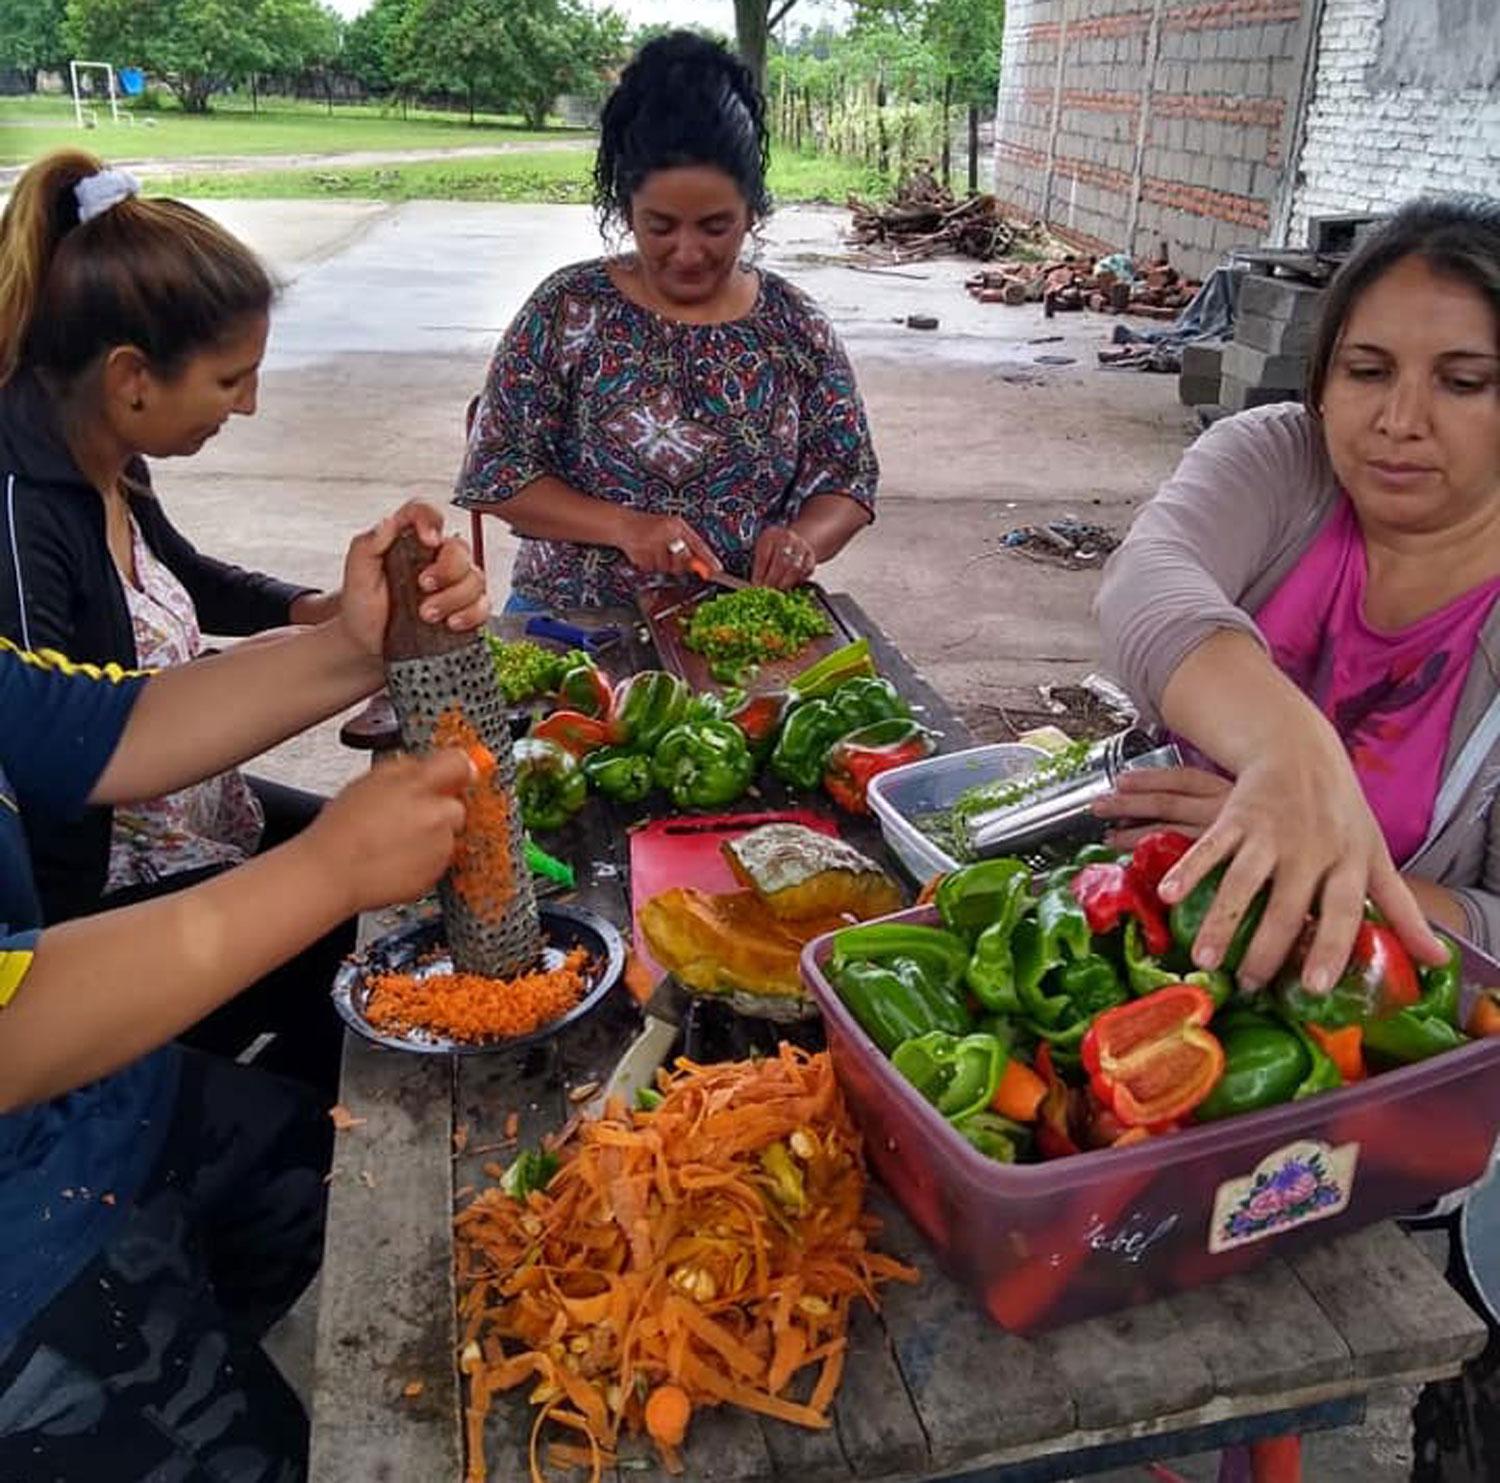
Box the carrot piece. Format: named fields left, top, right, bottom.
left=991, top=1056, right=1047, bottom=1122
left=644, top=1383, right=692, bottom=1449
left=1306, top=1023, right=1366, bottom=1083
left=1467, top=989, right=1500, bottom=1038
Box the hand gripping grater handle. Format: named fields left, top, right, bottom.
left=381, top=529, right=541, bottom=978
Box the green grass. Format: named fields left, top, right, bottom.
left=0, top=93, right=583, bottom=166
left=148, top=148, right=891, bottom=206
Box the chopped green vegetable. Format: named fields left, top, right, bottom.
left=500, top=1149, right=559, bottom=1199
left=681, top=587, right=832, bottom=684
left=949, top=739, right=1095, bottom=859
left=484, top=635, right=592, bottom=704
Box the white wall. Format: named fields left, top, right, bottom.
left=1290, top=0, right=1500, bottom=240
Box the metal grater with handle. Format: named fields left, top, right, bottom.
left=381, top=530, right=541, bottom=978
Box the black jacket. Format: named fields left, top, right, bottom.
left=0, top=371, right=313, bottom=922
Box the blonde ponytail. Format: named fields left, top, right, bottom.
left=0, top=150, right=103, bottom=386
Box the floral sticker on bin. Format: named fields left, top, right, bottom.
left=1208, top=1139, right=1359, bottom=1254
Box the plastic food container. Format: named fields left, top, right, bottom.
left=867, top=743, right=1045, bottom=881
left=803, top=908, right=1500, bottom=1334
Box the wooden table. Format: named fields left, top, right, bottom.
left=309, top=596, right=1487, bottom=1483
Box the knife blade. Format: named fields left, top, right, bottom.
left=583, top=973, right=693, bottom=1118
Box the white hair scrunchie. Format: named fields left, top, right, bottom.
left=74, top=168, right=141, bottom=225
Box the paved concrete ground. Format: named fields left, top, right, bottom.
left=186, top=201, right=1443, bottom=1480
left=163, top=199, right=1190, bottom=799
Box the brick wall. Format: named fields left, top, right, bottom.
left=993, top=0, right=1311, bottom=277
left=1289, top=0, right=1500, bottom=239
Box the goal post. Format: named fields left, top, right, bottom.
left=69, top=61, right=122, bottom=129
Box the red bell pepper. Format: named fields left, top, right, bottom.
left=822, top=718, right=936, bottom=814
left=556, top=662, right=614, bottom=722
left=1033, top=1042, right=1082, bottom=1159
left=1306, top=1022, right=1367, bottom=1083
left=1349, top=919, right=1421, bottom=1014
left=529, top=709, right=612, bottom=759
left=1127, top=830, right=1195, bottom=893
left=1081, top=984, right=1225, bottom=1129
left=1070, top=861, right=1172, bottom=956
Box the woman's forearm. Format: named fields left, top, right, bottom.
left=289, top=590, right=340, bottom=625
left=791, top=494, right=871, bottom=562
left=1160, top=630, right=1349, bottom=777
left=0, top=835, right=346, bottom=1110
left=481, top=477, right=637, bottom=548
left=93, top=622, right=380, bottom=806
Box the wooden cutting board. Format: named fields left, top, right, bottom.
left=637, top=581, right=858, bottom=696
left=628, top=810, right=839, bottom=978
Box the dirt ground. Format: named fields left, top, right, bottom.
left=162, top=199, right=1190, bottom=796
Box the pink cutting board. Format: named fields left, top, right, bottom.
left=629, top=810, right=840, bottom=978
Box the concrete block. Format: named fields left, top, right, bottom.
left=1238, top=273, right=1326, bottom=325
left=1223, top=340, right=1308, bottom=389
left=1182, top=342, right=1226, bottom=381
left=1221, top=374, right=1302, bottom=413
left=1235, top=310, right=1317, bottom=357
left=1179, top=373, right=1223, bottom=408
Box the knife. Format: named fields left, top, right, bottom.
left=653, top=565, right=754, bottom=623
left=583, top=973, right=694, bottom=1118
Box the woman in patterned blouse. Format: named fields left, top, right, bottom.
left=456, top=32, right=880, bottom=611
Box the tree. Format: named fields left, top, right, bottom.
left=0, top=0, right=68, bottom=89
left=505, top=0, right=626, bottom=129
left=65, top=0, right=339, bottom=112
left=345, top=0, right=416, bottom=99
left=398, top=0, right=513, bottom=124
left=735, top=0, right=800, bottom=95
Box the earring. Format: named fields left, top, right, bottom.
left=130, top=397, right=143, bottom=411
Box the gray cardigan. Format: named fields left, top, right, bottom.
left=1096, top=402, right=1500, bottom=950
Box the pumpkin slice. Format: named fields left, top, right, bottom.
left=722, top=824, right=903, bottom=922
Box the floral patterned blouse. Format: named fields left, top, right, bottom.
left=105, top=521, right=264, bottom=892
left=454, top=260, right=879, bottom=609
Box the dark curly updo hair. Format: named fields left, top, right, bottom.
left=593, top=32, right=771, bottom=231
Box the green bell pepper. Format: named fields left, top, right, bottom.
left=582, top=745, right=653, bottom=804
left=1123, top=919, right=1233, bottom=1008
left=1277, top=1013, right=1344, bottom=1098
left=557, top=661, right=612, bottom=720
left=891, top=1031, right=1004, bottom=1121
left=952, top=1109, right=1027, bottom=1162
left=512, top=736, right=588, bottom=832
left=1362, top=938, right=1467, bottom=1065
left=769, top=698, right=850, bottom=791
left=789, top=638, right=875, bottom=699
left=830, top=922, right=971, bottom=993
left=1011, top=883, right=1093, bottom=1025
left=1030, top=954, right=1129, bottom=1049
left=1194, top=1011, right=1311, bottom=1122
left=831, top=956, right=971, bottom=1053
left=1042, top=842, right=1125, bottom=892
left=936, top=859, right=1032, bottom=943
left=651, top=720, right=755, bottom=809
left=1169, top=864, right=1266, bottom=974
left=611, top=670, right=690, bottom=753
left=827, top=675, right=910, bottom=732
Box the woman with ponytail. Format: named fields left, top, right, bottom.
left=456, top=31, right=880, bottom=609
left=0, top=152, right=353, bottom=1091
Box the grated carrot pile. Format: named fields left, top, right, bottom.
left=454, top=1045, right=918, bottom=1483
left=432, top=708, right=515, bottom=926
left=365, top=948, right=589, bottom=1043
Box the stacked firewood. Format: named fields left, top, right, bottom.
left=847, top=166, right=1030, bottom=263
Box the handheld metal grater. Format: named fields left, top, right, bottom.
left=382, top=531, right=541, bottom=978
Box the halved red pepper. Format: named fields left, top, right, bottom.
left=822, top=717, right=936, bottom=814
left=1081, top=983, right=1224, bottom=1129
left=530, top=709, right=612, bottom=759
left=556, top=663, right=614, bottom=722
left=1071, top=861, right=1172, bottom=956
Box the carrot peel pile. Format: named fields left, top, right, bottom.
left=454, top=1046, right=917, bottom=1482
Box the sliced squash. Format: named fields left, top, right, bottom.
left=722, top=824, right=903, bottom=922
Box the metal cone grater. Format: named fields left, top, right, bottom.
left=381, top=531, right=541, bottom=978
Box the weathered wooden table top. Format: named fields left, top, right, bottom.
left=309, top=596, right=1488, bottom=1483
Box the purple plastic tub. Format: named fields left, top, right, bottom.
left=803, top=907, right=1500, bottom=1334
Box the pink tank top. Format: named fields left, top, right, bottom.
left=1255, top=498, right=1500, bottom=866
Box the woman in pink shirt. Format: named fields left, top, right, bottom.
left=1095, top=197, right=1500, bottom=992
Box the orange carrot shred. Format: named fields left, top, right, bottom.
left=454, top=1047, right=915, bottom=1481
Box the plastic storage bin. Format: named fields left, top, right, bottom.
left=803, top=908, right=1500, bottom=1334
left=867, top=743, right=1046, bottom=881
